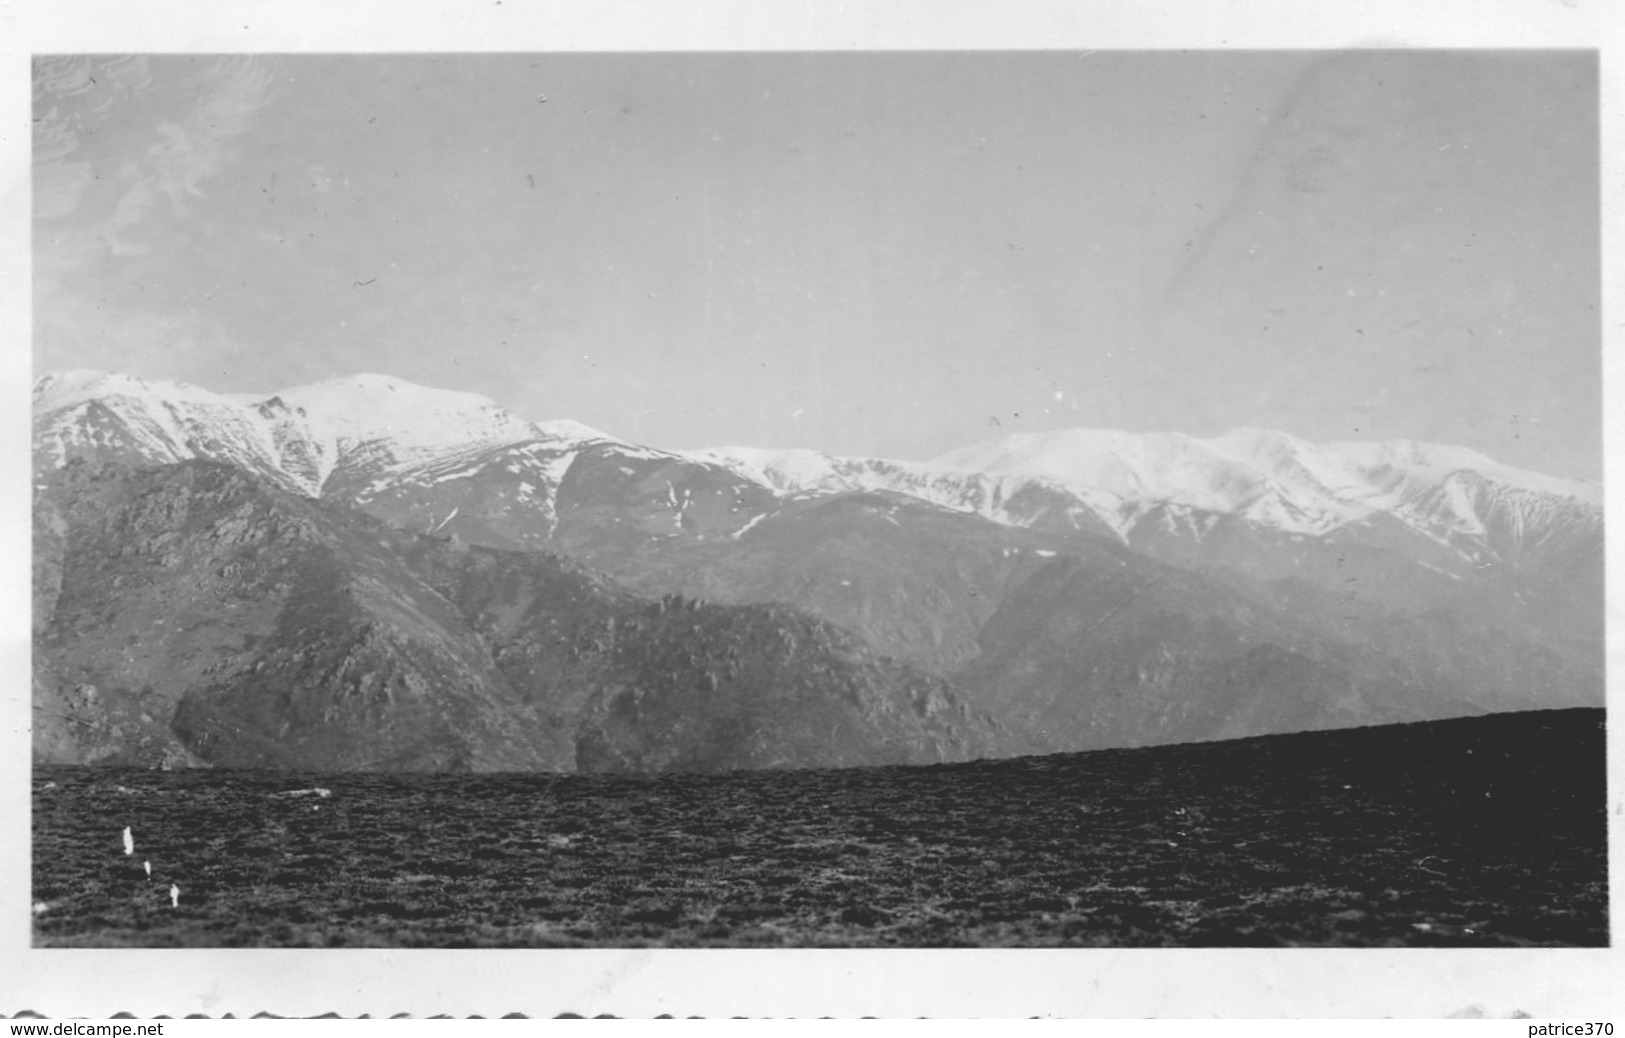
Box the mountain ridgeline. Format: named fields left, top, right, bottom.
left=32, top=371, right=1604, bottom=772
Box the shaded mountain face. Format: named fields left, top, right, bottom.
left=954, top=551, right=1593, bottom=755
left=34, top=459, right=565, bottom=771
left=34, top=459, right=1001, bottom=772
left=568, top=598, right=1002, bottom=773
left=33, top=371, right=1603, bottom=770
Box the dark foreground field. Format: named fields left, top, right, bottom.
left=32, top=708, right=1606, bottom=947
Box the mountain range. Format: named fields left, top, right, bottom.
left=32, top=370, right=1603, bottom=772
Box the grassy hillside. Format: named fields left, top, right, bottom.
left=32, top=708, right=1605, bottom=947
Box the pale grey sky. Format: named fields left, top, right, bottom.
left=33, top=50, right=1599, bottom=478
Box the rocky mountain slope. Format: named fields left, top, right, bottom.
left=32, top=371, right=1604, bottom=770
left=34, top=458, right=1001, bottom=772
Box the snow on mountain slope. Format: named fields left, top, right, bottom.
left=536, top=418, right=613, bottom=443
left=926, top=426, right=1599, bottom=543
left=690, top=446, right=1039, bottom=526
left=34, top=370, right=304, bottom=491
left=36, top=370, right=227, bottom=417
left=34, top=370, right=612, bottom=498
left=701, top=436, right=1345, bottom=538
left=278, top=374, right=547, bottom=454
left=1323, top=438, right=1600, bottom=507
left=688, top=446, right=855, bottom=494
left=936, top=429, right=1226, bottom=502
left=35, top=370, right=1598, bottom=570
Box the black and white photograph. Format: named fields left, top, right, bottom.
left=9, top=0, right=1621, bottom=1021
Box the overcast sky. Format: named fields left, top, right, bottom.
left=32, top=50, right=1599, bottom=478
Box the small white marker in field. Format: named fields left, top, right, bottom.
left=170, top=884, right=180, bottom=908
left=122, top=827, right=134, bottom=856
left=143, top=860, right=152, bottom=879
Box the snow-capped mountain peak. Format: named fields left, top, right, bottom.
left=937, top=426, right=1595, bottom=502
left=921, top=424, right=1599, bottom=548
left=34, top=369, right=239, bottom=416
left=33, top=370, right=294, bottom=487
left=275, top=374, right=537, bottom=452
left=930, top=427, right=1337, bottom=523
left=688, top=445, right=861, bottom=493
left=32, top=370, right=612, bottom=497
left=34, top=371, right=1597, bottom=570
left=1323, top=438, right=1598, bottom=505
left=534, top=417, right=614, bottom=444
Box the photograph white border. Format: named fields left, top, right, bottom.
left=2, top=0, right=1619, bottom=1019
